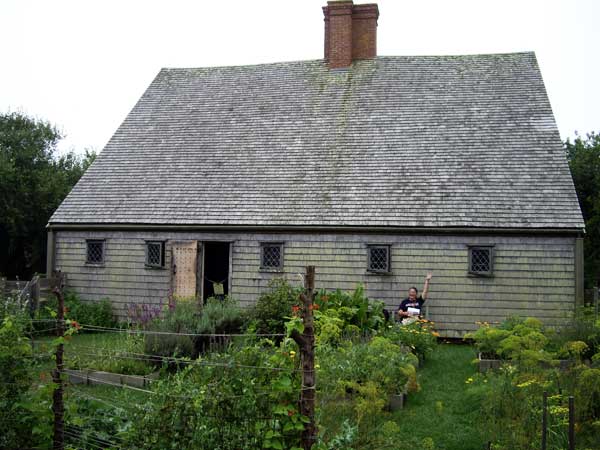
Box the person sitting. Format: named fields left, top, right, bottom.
left=397, top=273, right=432, bottom=324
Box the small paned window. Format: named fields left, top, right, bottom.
left=367, top=245, right=391, bottom=273
left=468, top=246, right=494, bottom=276
left=86, top=240, right=105, bottom=265
left=261, top=243, right=283, bottom=270
left=146, top=241, right=165, bottom=268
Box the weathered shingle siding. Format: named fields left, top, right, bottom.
left=54, top=230, right=575, bottom=337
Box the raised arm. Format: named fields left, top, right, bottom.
left=422, top=273, right=433, bottom=300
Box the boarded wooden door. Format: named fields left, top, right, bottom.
left=171, top=241, right=198, bottom=299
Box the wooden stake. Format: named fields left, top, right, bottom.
left=52, top=271, right=65, bottom=450
left=291, top=266, right=317, bottom=450
left=568, top=396, right=575, bottom=450
left=541, top=391, right=548, bottom=450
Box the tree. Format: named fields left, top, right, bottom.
left=565, top=132, right=600, bottom=288
left=0, top=112, right=95, bottom=279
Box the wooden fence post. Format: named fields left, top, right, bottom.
left=291, top=266, right=317, bottom=450
left=51, top=272, right=65, bottom=450
left=541, top=391, right=548, bottom=450
left=568, top=396, right=575, bottom=450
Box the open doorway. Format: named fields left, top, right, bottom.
left=202, top=241, right=230, bottom=302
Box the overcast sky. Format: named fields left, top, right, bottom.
left=1, top=0, right=598, bottom=154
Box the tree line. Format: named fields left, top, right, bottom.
left=565, top=132, right=600, bottom=288
left=0, top=112, right=95, bottom=279
left=1, top=111, right=599, bottom=288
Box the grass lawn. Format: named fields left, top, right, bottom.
left=33, top=330, right=153, bottom=375
left=392, top=342, right=485, bottom=450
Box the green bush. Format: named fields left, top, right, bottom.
left=144, top=297, right=248, bottom=359
left=550, top=307, right=600, bottom=360
left=383, top=319, right=439, bottom=360
left=466, top=315, right=600, bottom=449
left=124, top=340, right=304, bottom=450
left=0, top=314, right=53, bottom=448
left=316, top=336, right=419, bottom=448
left=248, top=278, right=302, bottom=335
left=318, top=336, right=419, bottom=400
left=314, top=285, right=386, bottom=336
left=466, top=316, right=554, bottom=364
left=35, top=290, right=117, bottom=329
left=470, top=361, right=600, bottom=450
left=144, top=331, right=195, bottom=362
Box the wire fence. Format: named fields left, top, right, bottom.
left=10, top=268, right=319, bottom=450
left=17, top=325, right=308, bottom=449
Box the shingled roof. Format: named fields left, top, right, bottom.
left=49, top=53, right=584, bottom=230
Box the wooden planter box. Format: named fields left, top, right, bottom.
left=477, top=354, right=575, bottom=373
left=388, top=393, right=407, bottom=411
left=65, top=369, right=158, bottom=388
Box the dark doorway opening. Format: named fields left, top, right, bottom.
left=202, top=242, right=230, bottom=302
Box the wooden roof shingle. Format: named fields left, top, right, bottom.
left=49, top=53, right=584, bottom=230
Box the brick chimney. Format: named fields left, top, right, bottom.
left=323, top=1, right=379, bottom=69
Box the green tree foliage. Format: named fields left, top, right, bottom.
left=0, top=111, right=95, bottom=278
left=565, top=132, right=600, bottom=288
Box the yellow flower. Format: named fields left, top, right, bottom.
left=465, top=377, right=474, bottom=384
left=289, top=350, right=296, bottom=359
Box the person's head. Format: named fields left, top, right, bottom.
left=408, top=286, right=418, bottom=300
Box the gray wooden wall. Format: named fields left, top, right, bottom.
left=53, top=230, right=576, bottom=337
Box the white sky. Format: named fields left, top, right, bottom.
left=1, top=0, right=598, bottom=154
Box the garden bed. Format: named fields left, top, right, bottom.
left=477, top=353, right=575, bottom=372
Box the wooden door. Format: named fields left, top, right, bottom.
left=171, top=241, right=198, bottom=299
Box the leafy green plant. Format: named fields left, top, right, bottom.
left=466, top=316, right=554, bottom=364
left=383, top=319, right=439, bottom=360
left=550, top=306, right=600, bottom=360
left=145, top=296, right=249, bottom=360
left=0, top=313, right=53, bottom=448
left=314, top=285, right=386, bottom=336
left=248, top=278, right=302, bottom=335
left=36, top=290, right=117, bottom=329
left=124, top=339, right=305, bottom=450
left=318, top=336, right=418, bottom=402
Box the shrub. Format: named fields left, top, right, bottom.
left=248, top=278, right=302, bottom=335
left=316, top=336, right=419, bottom=449
left=144, top=296, right=248, bottom=359
left=144, top=331, right=195, bottom=362
left=36, top=290, right=117, bottom=329
left=314, top=285, right=386, bottom=335
left=317, top=336, right=419, bottom=401
left=0, top=314, right=53, bottom=448
left=383, top=319, right=438, bottom=359
left=550, top=307, right=600, bottom=360
left=471, top=361, right=600, bottom=450
left=466, top=316, right=554, bottom=363
left=124, top=340, right=304, bottom=450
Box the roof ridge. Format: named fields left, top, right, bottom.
left=161, top=51, right=537, bottom=72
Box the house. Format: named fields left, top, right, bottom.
left=47, top=1, right=585, bottom=337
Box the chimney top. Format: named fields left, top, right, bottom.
left=323, top=1, right=379, bottom=69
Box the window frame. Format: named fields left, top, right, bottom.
left=85, top=239, right=105, bottom=266
left=260, top=242, right=284, bottom=272
left=366, top=244, right=392, bottom=274
left=145, top=240, right=166, bottom=269
left=467, top=245, right=495, bottom=277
